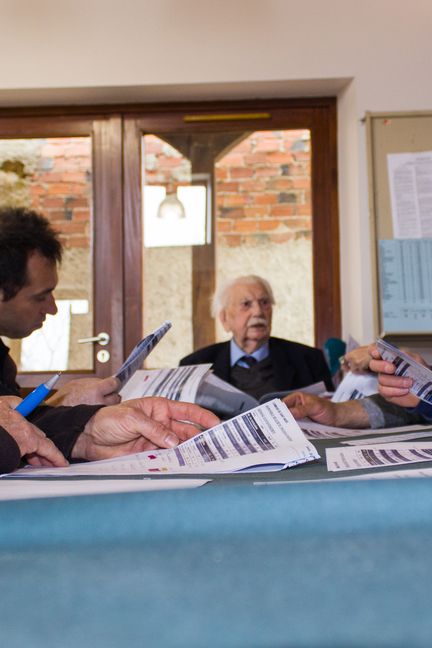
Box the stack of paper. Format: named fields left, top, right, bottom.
left=10, top=400, right=320, bottom=478
left=326, top=442, right=432, bottom=472
left=299, top=419, right=432, bottom=441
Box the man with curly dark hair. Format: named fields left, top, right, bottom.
left=0, top=208, right=218, bottom=473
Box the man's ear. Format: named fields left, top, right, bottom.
left=219, top=310, right=231, bottom=333
left=0, top=289, right=5, bottom=303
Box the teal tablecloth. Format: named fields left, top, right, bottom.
left=2, top=477, right=432, bottom=647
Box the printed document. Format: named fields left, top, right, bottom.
left=10, top=400, right=319, bottom=478
left=121, top=365, right=259, bottom=418
left=120, top=364, right=212, bottom=402
left=343, top=427, right=432, bottom=446
left=331, top=371, right=378, bottom=403
left=378, top=239, right=432, bottom=333
left=376, top=338, right=432, bottom=403
left=195, top=372, right=259, bottom=417
left=116, top=321, right=172, bottom=387
left=299, top=419, right=431, bottom=440
left=326, top=442, right=432, bottom=472
left=387, top=151, right=432, bottom=238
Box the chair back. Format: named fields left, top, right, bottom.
left=323, top=337, right=346, bottom=376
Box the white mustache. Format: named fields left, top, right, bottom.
left=247, top=317, right=268, bottom=328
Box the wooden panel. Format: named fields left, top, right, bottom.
left=123, top=118, right=143, bottom=356
left=92, top=116, right=124, bottom=376
left=311, top=102, right=341, bottom=348
left=0, top=115, right=94, bottom=137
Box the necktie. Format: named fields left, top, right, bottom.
left=239, top=355, right=257, bottom=368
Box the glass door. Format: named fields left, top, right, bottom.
left=0, top=115, right=124, bottom=386
left=123, top=99, right=340, bottom=366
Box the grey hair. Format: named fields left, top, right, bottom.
left=211, top=275, right=275, bottom=318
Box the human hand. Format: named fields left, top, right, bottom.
left=340, top=345, right=371, bottom=374
left=368, top=343, right=427, bottom=408
left=283, top=392, right=339, bottom=425
left=283, top=391, right=370, bottom=428
left=46, top=376, right=121, bottom=407
left=0, top=398, right=68, bottom=467
left=71, top=396, right=220, bottom=461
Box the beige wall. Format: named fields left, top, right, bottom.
left=1, top=0, right=432, bottom=344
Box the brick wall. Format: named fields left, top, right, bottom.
left=144, top=136, right=189, bottom=184
left=143, top=130, right=312, bottom=247
left=0, top=137, right=92, bottom=251
left=215, top=130, right=311, bottom=246
left=1, top=132, right=311, bottom=252
left=28, top=138, right=92, bottom=250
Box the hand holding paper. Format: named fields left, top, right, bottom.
left=14, top=400, right=320, bottom=478
left=372, top=339, right=432, bottom=407
left=116, top=321, right=172, bottom=387
left=71, top=396, right=219, bottom=461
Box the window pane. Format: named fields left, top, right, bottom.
left=142, top=128, right=314, bottom=367
left=215, top=130, right=314, bottom=346
left=0, top=137, right=94, bottom=371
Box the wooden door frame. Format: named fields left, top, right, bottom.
left=123, top=97, right=340, bottom=353
left=0, top=113, right=124, bottom=386
left=0, top=97, right=340, bottom=381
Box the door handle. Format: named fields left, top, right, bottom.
left=78, top=332, right=110, bottom=346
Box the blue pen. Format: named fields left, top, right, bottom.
left=16, top=372, right=62, bottom=417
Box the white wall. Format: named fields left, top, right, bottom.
left=1, top=0, right=432, bottom=343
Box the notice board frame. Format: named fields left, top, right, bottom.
left=366, top=110, right=432, bottom=349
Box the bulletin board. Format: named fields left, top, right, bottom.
left=366, top=110, right=432, bottom=349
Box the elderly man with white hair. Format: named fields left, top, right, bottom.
left=180, top=275, right=333, bottom=400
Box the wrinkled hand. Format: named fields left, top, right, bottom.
left=283, top=391, right=370, bottom=428
left=340, top=345, right=371, bottom=374
left=283, top=392, right=339, bottom=425
left=46, top=376, right=121, bottom=407
left=71, top=396, right=220, bottom=461
left=0, top=398, right=68, bottom=467
left=368, top=343, right=427, bottom=408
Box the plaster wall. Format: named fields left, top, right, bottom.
left=1, top=0, right=432, bottom=344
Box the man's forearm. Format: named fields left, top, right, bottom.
left=29, top=404, right=103, bottom=459
left=360, top=394, right=425, bottom=429
left=332, top=400, right=371, bottom=428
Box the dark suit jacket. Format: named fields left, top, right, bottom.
left=180, top=336, right=334, bottom=393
